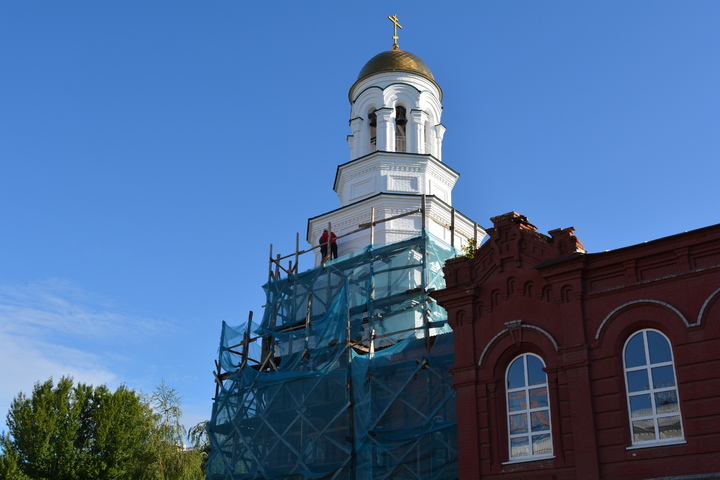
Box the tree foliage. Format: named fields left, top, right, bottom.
left=0, top=377, right=205, bottom=480
left=144, top=380, right=205, bottom=480
left=460, top=238, right=478, bottom=258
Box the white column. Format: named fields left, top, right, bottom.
left=434, top=124, right=446, bottom=160
left=348, top=117, right=364, bottom=159
left=410, top=110, right=428, bottom=154
left=376, top=108, right=394, bottom=152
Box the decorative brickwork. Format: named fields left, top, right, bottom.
left=433, top=212, right=720, bottom=480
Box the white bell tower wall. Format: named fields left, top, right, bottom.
left=348, top=72, right=443, bottom=160
left=305, top=53, right=486, bottom=268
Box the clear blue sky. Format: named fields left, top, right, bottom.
left=2, top=2, right=718, bottom=433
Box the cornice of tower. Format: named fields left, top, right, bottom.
left=333, top=152, right=459, bottom=194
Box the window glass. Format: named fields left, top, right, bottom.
left=510, top=437, right=529, bottom=458
left=507, top=391, right=526, bottom=412
left=530, top=410, right=550, bottom=432
left=527, top=356, right=546, bottom=385
left=529, top=387, right=548, bottom=409
left=506, top=354, right=552, bottom=460
left=626, top=370, right=649, bottom=392
left=648, top=330, right=672, bottom=364
left=509, top=414, right=528, bottom=434
left=507, top=357, right=525, bottom=389
left=632, top=419, right=655, bottom=443
left=629, top=394, right=652, bottom=417
left=531, top=434, right=552, bottom=456
left=651, top=365, right=675, bottom=389
left=654, top=391, right=679, bottom=414
left=624, top=329, right=683, bottom=445
left=659, top=416, right=682, bottom=439
left=625, top=332, right=646, bottom=368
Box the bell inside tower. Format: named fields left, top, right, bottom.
left=368, top=110, right=377, bottom=152
left=395, top=106, right=407, bottom=152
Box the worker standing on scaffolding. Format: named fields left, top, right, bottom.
left=319, top=229, right=338, bottom=262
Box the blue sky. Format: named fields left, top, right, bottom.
left=2, top=2, right=718, bottom=433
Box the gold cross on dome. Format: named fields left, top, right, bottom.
left=388, top=14, right=403, bottom=50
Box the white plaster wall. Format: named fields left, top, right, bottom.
left=348, top=72, right=443, bottom=161
left=303, top=66, right=484, bottom=268
left=308, top=194, right=484, bottom=267
left=335, top=152, right=458, bottom=207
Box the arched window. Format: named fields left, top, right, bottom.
left=506, top=353, right=552, bottom=460
left=368, top=110, right=377, bottom=152
left=623, top=329, right=683, bottom=445
left=395, top=106, right=407, bottom=152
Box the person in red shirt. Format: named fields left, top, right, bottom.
left=319, top=229, right=338, bottom=261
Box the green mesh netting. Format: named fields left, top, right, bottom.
left=207, top=231, right=458, bottom=480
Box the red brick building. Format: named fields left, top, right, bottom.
left=432, top=212, right=720, bottom=479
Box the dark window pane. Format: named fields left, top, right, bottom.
left=627, top=369, right=650, bottom=393
left=648, top=331, right=672, bottom=364
left=629, top=394, right=652, bottom=418
left=651, top=365, right=676, bottom=389
left=625, top=332, right=647, bottom=368
left=527, top=355, right=546, bottom=385
left=507, top=357, right=525, bottom=389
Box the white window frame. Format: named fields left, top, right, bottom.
left=505, top=353, right=553, bottom=462
left=623, top=329, right=684, bottom=447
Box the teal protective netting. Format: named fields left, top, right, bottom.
left=207, top=231, right=459, bottom=480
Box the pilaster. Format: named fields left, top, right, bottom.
left=434, top=123, right=446, bottom=160
left=348, top=117, right=364, bottom=158
left=410, top=109, right=429, bottom=154
left=376, top=108, right=394, bottom=151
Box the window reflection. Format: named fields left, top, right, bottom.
left=624, top=329, right=683, bottom=445
left=532, top=434, right=552, bottom=455
left=508, top=391, right=526, bottom=412
left=648, top=330, right=672, bottom=364
left=506, top=353, right=552, bottom=460
left=527, top=355, right=546, bottom=385
left=507, top=357, right=525, bottom=389
left=651, top=365, right=675, bottom=389
left=625, top=333, right=646, bottom=368
left=629, top=394, right=652, bottom=418
left=530, top=411, right=550, bottom=432
left=627, top=370, right=649, bottom=392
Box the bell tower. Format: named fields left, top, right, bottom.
left=346, top=48, right=445, bottom=160
left=307, top=17, right=483, bottom=265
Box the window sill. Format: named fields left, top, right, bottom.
left=502, top=455, right=555, bottom=465
left=626, top=439, right=686, bottom=450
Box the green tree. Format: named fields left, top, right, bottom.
left=188, top=420, right=210, bottom=475
left=144, top=381, right=205, bottom=480
left=0, top=377, right=155, bottom=479
left=460, top=238, right=478, bottom=258
left=0, top=377, right=204, bottom=480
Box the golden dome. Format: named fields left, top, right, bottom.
left=356, top=49, right=435, bottom=82
left=350, top=49, right=441, bottom=102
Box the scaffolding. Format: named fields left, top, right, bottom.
left=207, top=203, right=474, bottom=480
